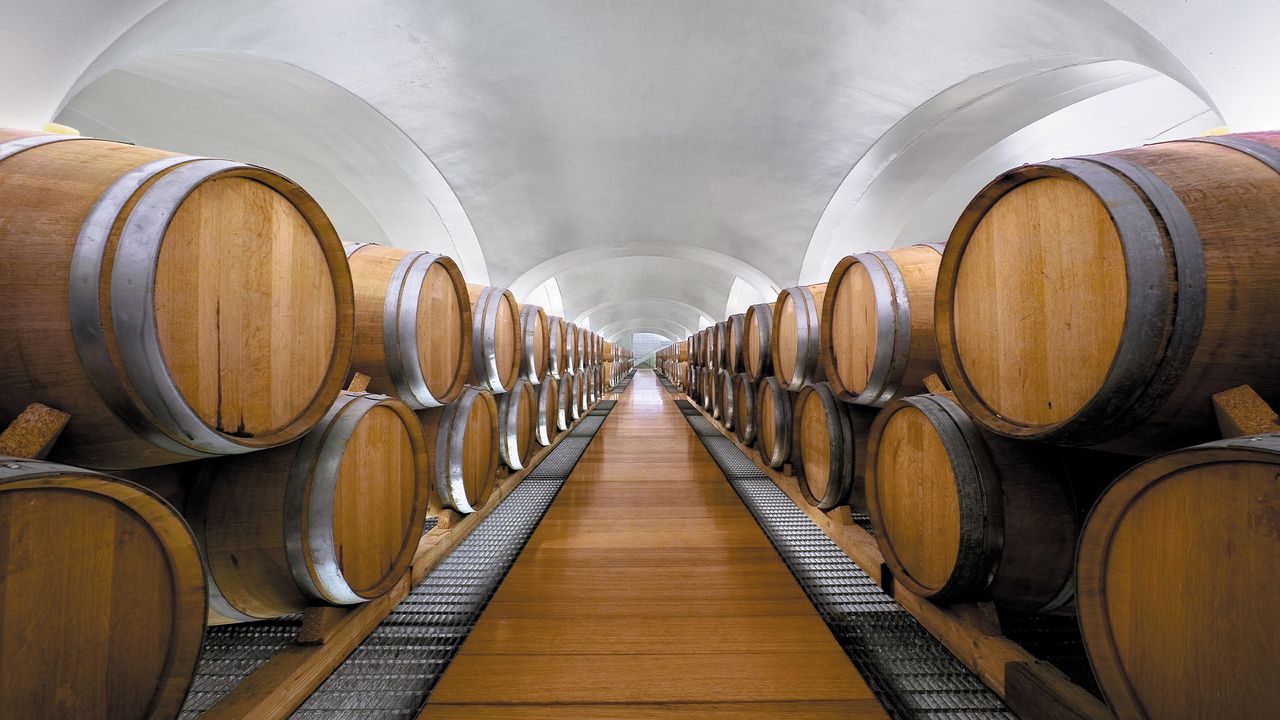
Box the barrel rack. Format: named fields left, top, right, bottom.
left=656, top=375, right=1114, bottom=720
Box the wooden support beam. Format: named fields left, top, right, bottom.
left=1004, top=661, right=1114, bottom=720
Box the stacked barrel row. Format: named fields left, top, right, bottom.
left=659, top=130, right=1280, bottom=720
left=0, top=129, right=615, bottom=719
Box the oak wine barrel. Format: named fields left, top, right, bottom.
left=716, top=368, right=735, bottom=429
left=937, top=131, right=1280, bottom=454
left=743, top=302, right=774, bottom=382
left=466, top=284, right=522, bottom=394
left=791, top=382, right=876, bottom=511
left=0, top=457, right=205, bottom=720
left=346, top=243, right=470, bottom=408
left=536, top=376, right=561, bottom=445
left=772, top=283, right=827, bottom=391
left=560, top=373, right=580, bottom=424
left=701, top=366, right=717, bottom=413
left=192, top=391, right=427, bottom=623
left=547, top=315, right=567, bottom=379
left=564, top=322, right=580, bottom=376
left=1077, top=435, right=1280, bottom=720
left=723, top=313, right=745, bottom=374
left=418, top=387, right=498, bottom=513
left=0, top=130, right=353, bottom=470
left=733, top=373, right=757, bottom=445
left=497, top=379, right=539, bottom=470
left=822, top=244, right=944, bottom=406
left=867, top=392, right=1118, bottom=612
left=756, top=377, right=793, bottom=468
left=518, top=304, right=551, bottom=384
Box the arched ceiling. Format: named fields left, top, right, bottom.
left=2, top=1, right=1277, bottom=338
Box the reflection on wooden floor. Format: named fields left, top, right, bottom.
left=423, top=370, right=887, bottom=718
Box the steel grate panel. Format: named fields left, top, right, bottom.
left=673, top=405, right=1017, bottom=720
left=178, top=617, right=303, bottom=719
left=569, top=415, right=607, bottom=435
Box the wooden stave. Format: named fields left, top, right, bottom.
left=0, top=456, right=207, bottom=720
left=346, top=244, right=471, bottom=409
left=866, top=393, right=1105, bottom=612
left=937, top=133, right=1280, bottom=454
left=821, top=245, right=944, bottom=407
left=557, top=375, right=576, bottom=428
left=191, top=391, right=427, bottom=623
left=1076, top=433, right=1280, bottom=720
left=0, top=132, right=354, bottom=470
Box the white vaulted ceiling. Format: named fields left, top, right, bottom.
left=3, top=1, right=1276, bottom=345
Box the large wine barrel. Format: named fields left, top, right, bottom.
left=701, top=367, right=718, bottom=413
left=733, top=373, right=757, bottom=445
left=822, top=245, right=944, bottom=406
left=466, top=284, right=521, bottom=394
left=1078, top=435, right=1280, bottom=720
left=711, top=321, right=728, bottom=370
left=743, top=302, right=774, bottom=382
left=418, top=387, right=498, bottom=514
left=192, top=391, right=427, bottom=623
left=937, top=132, right=1280, bottom=454
left=564, top=322, right=580, bottom=376
left=547, top=315, right=567, bottom=379
left=519, top=305, right=551, bottom=384
left=0, top=130, right=353, bottom=470
left=756, top=377, right=793, bottom=468
left=867, top=392, right=1115, bottom=612
left=346, top=243, right=470, bottom=408
left=0, top=457, right=205, bottom=720
left=536, top=376, right=561, bottom=445
left=716, top=369, right=735, bottom=430
left=772, top=284, right=827, bottom=391
left=497, top=379, right=539, bottom=470
left=576, top=368, right=590, bottom=413
left=560, top=373, right=581, bottom=424
left=722, top=313, right=745, bottom=374
left=791, top=382, right=876, bottom=511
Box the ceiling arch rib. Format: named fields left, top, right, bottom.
left=571, top=298, right=719, bottom=328
left=509, top=243, right=782, bottom=306
left=596, top=318, right=693, bottom=340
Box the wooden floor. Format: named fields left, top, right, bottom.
left=422, top=370, right=887, bottom=719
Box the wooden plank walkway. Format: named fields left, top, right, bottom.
left=422, top=370, right=887, bottom=718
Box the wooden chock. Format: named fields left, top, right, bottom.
left=923, top=373, right=949, bottom=395
left=346, top=372, right=372, bottom=393
left=1211, top=385, right=1280, bottom=438
left=950, top=601, right=1002, bottom=636
left=296, top=605, right=351, bottom=646
left=0, top=403, right=71, bottom=460
left=436, top=508, right=465, bottom=530
left=826, top=505, right=857, bottom=526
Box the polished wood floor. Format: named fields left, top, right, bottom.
left=422, top=370, right=887, bottom=719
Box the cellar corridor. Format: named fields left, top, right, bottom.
left=423, top=370, right=887, bottom=718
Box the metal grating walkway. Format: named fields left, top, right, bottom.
left=667, top=391, right=1019, bottom=720
left=179, top=392, right=622, bottom=719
